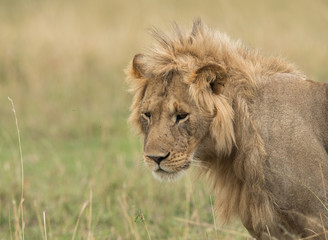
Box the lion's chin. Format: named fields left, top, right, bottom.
left=152, top=169, right=186, bottom=182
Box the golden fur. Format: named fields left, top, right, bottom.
left=126, top=19, right=328, bottom=239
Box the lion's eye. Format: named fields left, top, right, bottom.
left=143, top=112, right=151, bottom=120
left=176, top=113, right=189, bottom=122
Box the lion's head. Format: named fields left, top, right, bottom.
left=126, top=20, right=235, bottom=181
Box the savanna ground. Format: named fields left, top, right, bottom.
left=0, top=0, right=327, bottom=239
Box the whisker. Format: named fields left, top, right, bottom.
left=171, top=157, right=187, bottom=162
left=191, top=158, right=204, bottom=163
left=191, top=160, right=206, bottom=165
left=191, top=160, right=209, bottom=167
left=136, top=160, right=149, bottom=171
left=190, top=163, right=209, bottom=170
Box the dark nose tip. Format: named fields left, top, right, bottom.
left=147, top=152, right=170, bottom=165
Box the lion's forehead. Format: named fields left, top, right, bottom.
left=142, top=94, right=191, bottom=115
left=142, top=76, right=192, bottom=112
left=145, top=71, right=189, bottom=93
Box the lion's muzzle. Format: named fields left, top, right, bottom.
left=146, top=152, right=170, bottom=165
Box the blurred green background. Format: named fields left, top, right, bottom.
left=0, top=0, right=327, bottom=239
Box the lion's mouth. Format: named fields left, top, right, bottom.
left=152, top=169, right=183, bottom=182
left=152, top=160, right=191, bottom=182
left=155, top=168, right=167, bottom=173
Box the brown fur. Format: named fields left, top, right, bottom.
left=126, top=19, right=328, bottom=239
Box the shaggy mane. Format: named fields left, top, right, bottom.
left=140, top=19, right=302, bottom=82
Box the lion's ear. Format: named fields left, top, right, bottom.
left=130, top=54, right=146, bottom=79
left=190, top=63, right=227, bottom=95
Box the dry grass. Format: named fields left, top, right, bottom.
left=0, top=0, right=327, bottom=239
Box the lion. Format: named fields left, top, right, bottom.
left=126, top=19, right=328, bottom=239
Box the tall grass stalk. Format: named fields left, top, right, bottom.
left=13, top=200, right=20, bottom=240
left=43, top=211, right=48, bottom=240
left=265, top=225, right=272, bottom=240
left=320, top=213, right=328, bottom=240
left=135, top=208, right=152, bottom=240
left=87, top=189, right=94, bottom=240
left=319, top=163, right=327, bottom=205
left=118, top=191, right=140, bottom=240
left=143, top=216, right=152, bottom=240
left=33, top=201, right=45, bottom=240
left=72, top=201, right=89, bottom=240
left=8, top=97, right=25, bottom=240
left=9, top=208, right=13, bottom=240
left=183, top=175, right=192, bottom=240
left=210, top=195, right=219, bottom=240
left=174, top=217, right=250, bottom=238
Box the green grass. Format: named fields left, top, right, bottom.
left=0, top=0, right=327, bottom=239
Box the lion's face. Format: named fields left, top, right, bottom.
left=128, top=50, right=234, bottom=182
left=139, top=72, right=211, bottom=181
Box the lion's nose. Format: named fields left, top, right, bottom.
left=147, top=152, right=170, bottom=165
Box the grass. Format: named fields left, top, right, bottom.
left=0, top=0, right=327, bottom=239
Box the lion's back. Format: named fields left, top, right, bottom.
left=252, top=73, right=328, bottom=214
